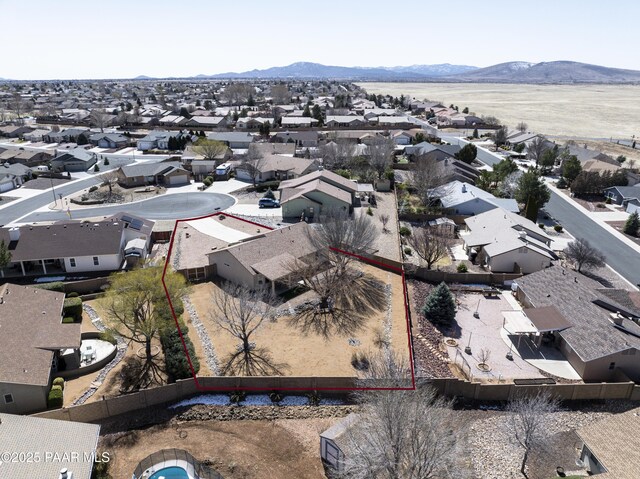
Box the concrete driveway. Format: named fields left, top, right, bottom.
left=225, top=203, right=283, bottom=218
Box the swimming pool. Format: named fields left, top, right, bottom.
left=148, top=466, right=190, bottom=479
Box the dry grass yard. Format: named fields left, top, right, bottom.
left=187, top=262, right=410, bottom=377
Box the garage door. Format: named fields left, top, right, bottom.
left=168, top=174, right=188, bottom=186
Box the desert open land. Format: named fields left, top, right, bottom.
left=358, top=82, right=640, bottom=139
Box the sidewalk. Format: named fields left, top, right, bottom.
left=545, top=179, right=640, bottom=255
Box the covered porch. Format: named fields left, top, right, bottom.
left=501, top=306, right=581, bottom=380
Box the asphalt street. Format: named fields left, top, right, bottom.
left=17, top=192, right=235, bottom=223
left=543, top=192, right=640, bottom=287
left=0, top=176, right=102, bottom=226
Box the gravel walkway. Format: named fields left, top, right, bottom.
left=182, top=295, right=220, bottom=375
left=72, top=304, right=128, bottom=406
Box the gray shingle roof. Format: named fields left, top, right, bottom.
left=0, top=412, right=100, bottom=478
left=515, top=267, right=640, bottom=361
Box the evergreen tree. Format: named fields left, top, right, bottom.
left=303, top=104, right=311, bottom=117
left=422, top=282, right=456, bottom=325
left=76, top=133, right=88, bottom=145
left=263, top=188, right=276, bottom=200
left=515, top=170, right=550, bottom=222
left=624, top=211, right=640, bottom=237
left=454, top=144, right=477, bottom=164
left=312, top=104, right=323, bottom=125
left=561, top=155, right=582, bottom=183
left=472, top=128, right=479, bottom=139
left=247, top=93, right=255, bottom=107
left=0, top=239, right=11, bottom=278
left=104, top=157, right=110, bottom=165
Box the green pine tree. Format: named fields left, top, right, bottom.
left=623, top=211, right=640, bottom=237
left=422, top=282, right=456, bottom=325
left=0, top=239, right=11, bottom=278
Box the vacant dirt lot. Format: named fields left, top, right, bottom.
left=101, top=416, right=337, bottom=479
left=188, top=262, right=410, bottom=377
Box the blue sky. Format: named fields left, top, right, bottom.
left=1, top=0, right=639, bottom=79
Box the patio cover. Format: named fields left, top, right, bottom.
left=502, top=310, right=538, bottom=334
left=523, top=306, right=573, bottom=333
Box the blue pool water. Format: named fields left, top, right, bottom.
left=149, top=466, right=190, bottom=479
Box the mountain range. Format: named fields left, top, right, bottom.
left=190, top=61, right=640, bottom=84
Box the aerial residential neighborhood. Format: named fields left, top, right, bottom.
left=2, top=2, right=640, bottom=479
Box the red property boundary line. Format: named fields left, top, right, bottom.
left=161, top=211, right=416, bottom=392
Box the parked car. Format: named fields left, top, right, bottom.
left=258, top=198, right=280, bottom=208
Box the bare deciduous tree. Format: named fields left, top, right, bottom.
left=240, top=143, right=267, bottom=187
left=270, top=84, right=291, bottom=105
left=341, top=353, right=468, bottom=479
left=408, top=227, right=451, bottom=269
left=367, top=137, right=395, bottom=180
left=209, top=282, right=286, bottom=376
left=478, top=348, right=491, bottom=366
left=90, top=108, right=111, bottom=133
left=526, top=136, right=548, bottom=167
left=410, top=154, right=453, bottom=207
left=287, top=210, right=385, bottom=337
left=563, top=237, right=605, bottom=272
left=516, top=121, right=528, bottom=133
left=9, top=93, right=32, bottom=124
left=506, top=391, right=560, bottom=477
left=320, top=138, right=356, bottom=170
left=221, top=83, right=253, bottom=106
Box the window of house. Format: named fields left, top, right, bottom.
left=93, top=256, right=99, bottom=266
left=69, top=258, right=76, bottom=268
left=609, top=362, right=616, bottom=370
left=4, top=393, right=13, bottom=404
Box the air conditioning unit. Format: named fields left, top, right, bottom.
left=59, top=468, right=74, bottom=479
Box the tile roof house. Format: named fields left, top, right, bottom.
left=515, top=266, right=640, bottom=381
left=0, top=412, right=100, bottom=477
left=463, top=207, right=556, bottom=273
left=576, top=406, right=640, bottom=478
left=207, top=222, right=318, bottom=292
left=0, top=284, right=80, bottom=414
left=0, top=213, right=153, bottom=278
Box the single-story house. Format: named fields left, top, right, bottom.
left=278, top=169, right=358, bottom=219
left=236, top=155, right=319, bottom=183
left=0, top=284, right=80, bottom=414
left=603, top=185, right=640, bottom=206
left=391, top=130, right=414, bottom=146
left=137, top=130, right=185, bottom=151
left=0, top=213, right=154, bottom=277
left=273, top=131, right=319, bottom=147
left=50, top=148, right=97, bottom=172
left=23, top=128, right=51, bottom=142
left=435, top=181, right=519, bottom=215
left=0, top=125, right=33, bottom=138
left=185, top=116, right=227, bottom=128
left=362, top=108, right=398, bottom=119
left=208, top=222, right=318, bottom=292
left=0, top=148, right=53, bottom=167
left=463, top=207, right=556, bottom=273
left=44, top=128, right=90, bottom=144
left=576, top=406, right=640, bottom=477
left=515, top=267, right=640, bottom=382
left=236, top=117, right=274, bottom=130
left=0, top=163, right=31, bottom=192
left=190, top=160, right=218, bottom=181
left=325, top=116, right=365, bottom=128
left=0, top=412, right=100, bottom=477
left=206, top=131, right=254, bottom=149
left=89, top=132, right=129, bottom=149
left=117, top=161, right=190, bottom=187
left=159, top=114, right=188, bottom=126
left=280, top=117, right=319, bottom=128
left=376, top=116, right=415, bottom=128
